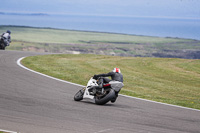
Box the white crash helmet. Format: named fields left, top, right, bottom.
left=112, top=68, right=121, bottom=73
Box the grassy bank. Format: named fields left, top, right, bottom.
left=22, top=54, right=200, bottom=110
left=1, top=26, right=200, bottom=58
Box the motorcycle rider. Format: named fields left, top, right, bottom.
left=1, top=30, right=11, bottom=47
left=91, top=68, right=123, bottom=103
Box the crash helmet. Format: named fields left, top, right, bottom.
left=113, top=68, right=121, bottom=73
left=6, top=30, right=11, bottom=34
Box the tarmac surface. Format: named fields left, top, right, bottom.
left=0, top=50, right=200, bottom=133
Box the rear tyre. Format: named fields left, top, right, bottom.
left=95, top=89, right=115, bottom=105
left=74, top=89, right=84, bottom=101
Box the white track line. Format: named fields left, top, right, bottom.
left=17, top=57, right=200, bottom=112
left=17, top=57, right=84, bottom=88
left=0, top=129, right=18, bottom=133
left=120, top=94, right=200, bottom=112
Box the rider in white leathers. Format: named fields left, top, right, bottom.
left=1, top=30, right=11, bottom=46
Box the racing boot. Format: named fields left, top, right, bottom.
left=88, top=85, right=102, bottom=95
left=88, top=86, right=96, bottom=95
left=111, top=96, right=117, bottom=103
left=111, top=92, right=119, bottom=103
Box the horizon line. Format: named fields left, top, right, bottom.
left=0, top=11, right=200, bottom=20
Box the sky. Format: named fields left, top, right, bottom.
left=0, top=0, right=200, bottom=19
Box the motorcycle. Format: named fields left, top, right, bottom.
left=74, top=77, right=124, bottom=105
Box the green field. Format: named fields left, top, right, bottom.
left=22, top=54, right=200, bottom=110
left=1, top=26, right=200, bottom=58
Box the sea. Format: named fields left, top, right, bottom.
left=0, top=14, right=200, bottom=40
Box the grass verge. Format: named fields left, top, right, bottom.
left=21, top=54, right=200, bottom=110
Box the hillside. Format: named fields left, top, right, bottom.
left=1, top=26, right=200, bottom=59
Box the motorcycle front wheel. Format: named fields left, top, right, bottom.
left=95, top=89, right=115, bottom=105
left=0, top=43, right=5, bottom=50
left=74, top=88, right=85, bottom=101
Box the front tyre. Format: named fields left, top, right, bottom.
left=0, top=42, right=6, bottom=50
left=95, top=89, right=115, bottom=105
left=0, top=44, right=5, bottom=50
left=74, top=89, right=84, bottom=101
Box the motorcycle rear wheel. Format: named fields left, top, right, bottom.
left=95, top=89, right=115, bottom=105
left=74, top=88, right=84, bottom=101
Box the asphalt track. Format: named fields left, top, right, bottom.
left=0, top=50, right=200, bottom=133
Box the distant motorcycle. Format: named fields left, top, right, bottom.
left=74, top=77, right=124, bottom=105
